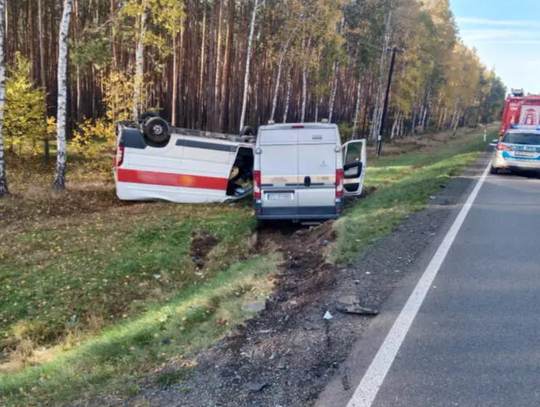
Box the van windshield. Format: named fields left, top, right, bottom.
left=503, top=133, right=540, bottom=145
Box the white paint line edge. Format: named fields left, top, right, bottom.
left=346, top=162, right=492, bottom=407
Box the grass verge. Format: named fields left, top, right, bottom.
left=0, top=254, right=279, bottom=405
left=334, top=131, right=491, bottom=263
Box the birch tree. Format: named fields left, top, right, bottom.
left=132, top=0, right=148, bottom=121
left=239, top=0, right=261, bottom=131
left=369, top=9, right=392, bottom=141
left=53, top=0, right=73, bottom=190
left=0, top=0, right=7, bottom=197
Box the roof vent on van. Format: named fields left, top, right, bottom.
left=321, top=118, right=329, bottom=123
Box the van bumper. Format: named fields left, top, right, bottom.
left=254, top=203, right=343, bottom=220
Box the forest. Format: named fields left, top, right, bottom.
left=0, top=0, right=506, bottom=196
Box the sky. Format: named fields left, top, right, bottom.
left=450, top=0, right=540, bottom=94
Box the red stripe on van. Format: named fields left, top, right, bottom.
left=117, top=169, right=228, bottom=190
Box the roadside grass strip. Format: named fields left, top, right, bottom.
left=0, top=255, right=279, bottom=405
left=334, top=134, right=491, bottom=263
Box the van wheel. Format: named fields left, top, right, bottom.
left=490, top=166, right=499, bottom=175
left=143, top=117, right=171, bottom=146
left=138, top=111, right=160, bottom=124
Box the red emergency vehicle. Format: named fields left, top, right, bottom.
left=500, top=89, right=540, bottom=137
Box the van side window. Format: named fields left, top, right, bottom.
left=344, top=143, right=362, bottom=165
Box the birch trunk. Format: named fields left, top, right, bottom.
left=452, top=102, right=462, bottom=137
left=0, top=0, right=6, bottom=196
left=301, top=67, right=308, bottom=123
left=283, top=67, right=291, bottom=123
left=270, top=51, right=284, bottom=122
left=132, top=0, right=147, bottom=121
left=328, top=60, right=339, bottom=123
left=352, top=79, right=362, bottom=137
left=239, top=0, right=260, bottom=131
left=53, top=0, right=73, bottom=190
left=411, top=105, right=417, bottom=135
left=391, top=111, right=400, bottom=139
left=370, top=10, right=392, bottom=141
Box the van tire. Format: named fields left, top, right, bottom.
left=489, top=166, right=499, bottom=175
left=138, top=111, right=160, bottom=124
left=142, top=117, right=171, bottom=146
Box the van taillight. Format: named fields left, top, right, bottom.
left=115, top=145, right=125, bottom=168
left=336, top=169, right=344, bottom=197
left=254, top=171, right=261, bottom=199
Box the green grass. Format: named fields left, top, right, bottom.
left=0, top=205, right=255, bottom=349
left=334, top=133, right=491, bottom=263
left=0, top=254, right=279, bottom=405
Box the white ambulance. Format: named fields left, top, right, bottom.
left=253, top=123, right=366, bottom=221
left=114, top=115, right=255, bottom=204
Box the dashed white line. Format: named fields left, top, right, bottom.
left=346, top=162, right=492, bottom=407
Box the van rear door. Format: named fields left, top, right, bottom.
left=259, top=129, right=299, bottom=214
left=342, top=139, right=366, bottom=196
left=296, top=128, right=337, bottom=216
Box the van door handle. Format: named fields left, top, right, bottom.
left=304, top=176, right=311, bottom=187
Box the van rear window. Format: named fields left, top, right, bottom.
left=503, top=133, right=540, bottom=145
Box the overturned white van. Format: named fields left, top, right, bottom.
left=114, top=116, right=255, bottom=204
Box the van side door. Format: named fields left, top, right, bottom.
left=342, top=139, right=366, bottom=197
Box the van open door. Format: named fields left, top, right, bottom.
left=342, top=139, right=366, bottom=197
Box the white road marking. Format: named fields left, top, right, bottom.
left=346, top=162, right=492, bottom=407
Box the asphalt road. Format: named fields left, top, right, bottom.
left=320, top=165, right=540, bottom=407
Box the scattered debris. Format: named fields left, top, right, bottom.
left=336, top=304, right=379, bottom=316
left=323, top=311, right=333, bottom=320
left=244, top=302, right=266, bottom=312
left=336, top=295, right=379, bottom=316
left=247, top=382, right=269, bottom=392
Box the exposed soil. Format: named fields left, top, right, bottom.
left=130, top=157, right=487, bottom=407
left=190, top=231, right=222, bottom=268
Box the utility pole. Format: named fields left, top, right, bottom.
left=376, top=47, right=403, bottom=156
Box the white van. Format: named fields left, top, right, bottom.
left=114, top=117, right=255, bottom=204
left=253, top=123, right=366, bottom=221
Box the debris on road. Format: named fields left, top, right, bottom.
left=336, top=295, right=379, bottom=316
left=323, top=311, right=333, bottom=320
left=247, top=382, right=269, bottom=392
left=336, top=304, right=379, bottom=316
